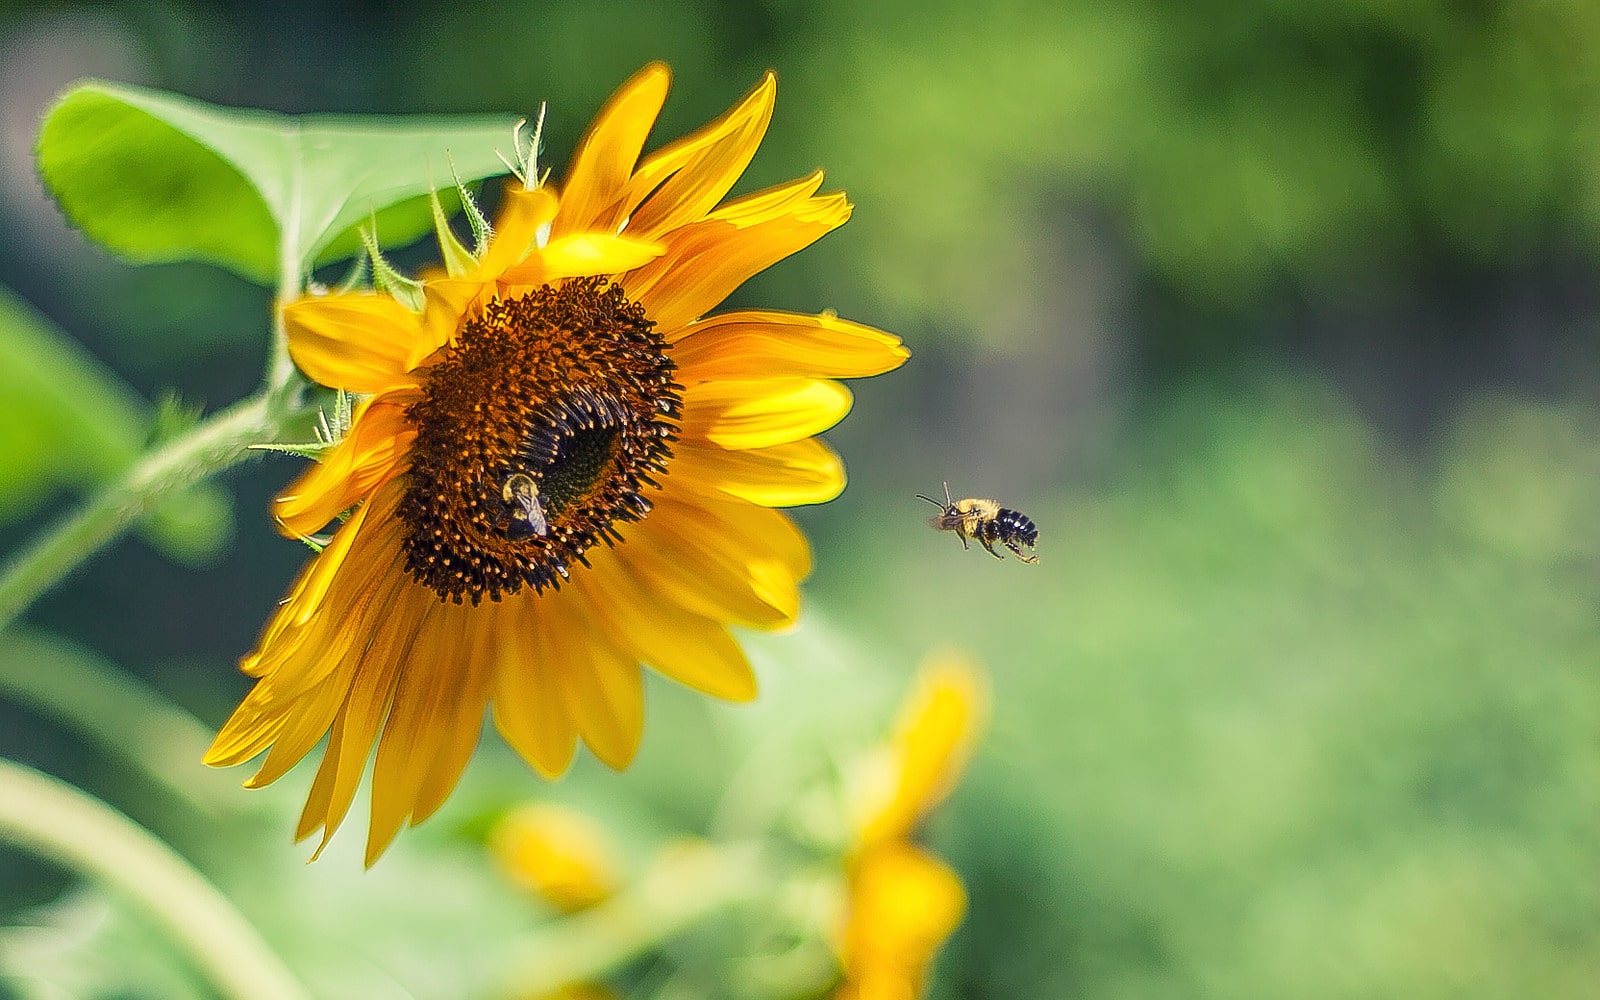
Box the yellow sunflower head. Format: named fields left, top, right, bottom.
left=204, top=63, right=909, bottom=865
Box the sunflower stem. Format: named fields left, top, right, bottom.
left=492, top=840, right=770, bottom=998
left=266, top=296, right=304, bottom=406
left=0, top=393, right=278, bottom=632
left=0, top=758, right=314, bottom=1000
left=0, top=629, right=235, bottom=813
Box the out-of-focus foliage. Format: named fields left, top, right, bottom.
left=37, top=82, right=519, bottom=282
left=0, top=286, right=231, bottom=565
left=826, top=380, right=1600, bottom=998
left=796, top=0, right=1600, bottom=321
left=0, top=891, right=210, bottom=1000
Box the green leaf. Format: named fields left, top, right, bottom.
left=37, top=80, right=518, bottom=284
left=0, top=286, right=232, bottom=565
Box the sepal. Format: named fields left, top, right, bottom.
left=430, top=188, right=477, bottom=278
left=359, top=227, right=424, bottom=312
left=451, top=158, right=492, bottom=256
left=248, top=389, right=353, bottom=462
left=499, top=107, right=548, bottom=192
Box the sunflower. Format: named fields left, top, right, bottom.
left=835, top=656, right=986, bottom=1000
left=204, top=64, right=909, bottom=865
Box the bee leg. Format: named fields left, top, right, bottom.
left=1006, top=539, right=1040, bottom=565
left=980, top=537, right=1006, bottom=560
left=957, top=533, right=970, bottom=550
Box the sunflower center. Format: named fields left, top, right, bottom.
left=400, top=277, right=679, bottom=603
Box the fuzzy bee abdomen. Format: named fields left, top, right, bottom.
left=992, top=508, right=1037, bottom=547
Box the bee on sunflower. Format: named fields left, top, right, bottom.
left=204, top=63, right=909, bottom=865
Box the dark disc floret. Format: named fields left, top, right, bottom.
left=400, top=277, right=680, bottom=604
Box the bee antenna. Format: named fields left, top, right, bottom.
left=943, top=481, right=954, bottom=506
left=914, top=493, right=945, bottom=509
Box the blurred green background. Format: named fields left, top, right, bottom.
left=4, top=0, right=1600, bottom=997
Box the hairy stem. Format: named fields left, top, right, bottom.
left=0, top=758, right=314, bottom=1000
left=0, top=393, right=277, bottom=632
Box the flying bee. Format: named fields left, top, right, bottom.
left=501, top=472, right=549, bottom=539
left=916, top=482, right=1039, bottom=564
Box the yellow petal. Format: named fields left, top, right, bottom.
left=709, top=170, right=828, bottom=226
left=204, top=497, right=384, bottom=767
left=671, top=310, right=909, bottom=382
left=480, top=184, right=560, bottom=277
left=294, top=711, right=349, bottom=842
left=272, top=390, right=416, bottom=538
left=625, top=72, right=776, bottom=239
left=362, top=602, right=495, bottom=865
left=546, top=582, right=645, bottom=769
left=237, top=673, right=343, bottom=788
left=555, top=63, right=672, bottom=238
left=680, top=378, right=853, bottom=450
left=205, top=683, right=298, bottom=769
left=666, top=437, right=845, bottom=507
left=492, top=593, right=579, bottom=779
left=245, top=492, right=410, bottom=704
left=626, top=181, right=850, bottom=332
left=572, top=646, right=645, bottom=770
left=622, top=490, right=809, bottom=628
left=365, top=599, right=454, bottom=862
left=283, top=293, right=427, bottom=393
left=500, top=233, right=664, bottom=285
left=420, top=276, right=486, bottom=350
left=411, top=610, right=495, bottom=825
left=294, top=589, right=420, bottom=856
left=577, top=557, right=758, bottom=702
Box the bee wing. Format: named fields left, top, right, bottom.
left=523, top=496, right=549, bottom=537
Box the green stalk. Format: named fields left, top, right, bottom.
left=0, top=758, right=313, bottom=1000
left=0, top=392, right=277, bottom=632
left=492, top=841, right=769, bottom=998
left=0, top=630, right=233, bottom=813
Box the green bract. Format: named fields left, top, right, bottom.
left=36, top=81, right=519, bottom=284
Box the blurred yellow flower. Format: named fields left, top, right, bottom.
left=854, top=655, right=986, bottom=847
left=203, top=63, right=909, bottom=865
left=490, top=802, right=620, bottom=912
left=836, top=843, right=967, bottom=1000
left=836, top=654, right=987, bottom=1000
